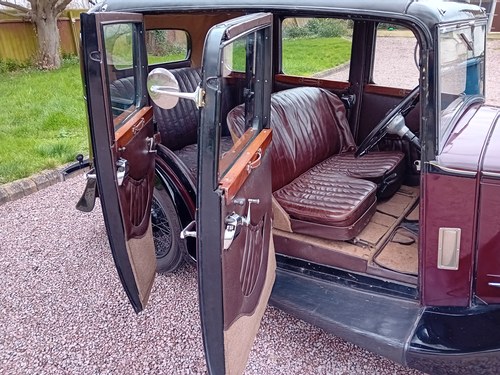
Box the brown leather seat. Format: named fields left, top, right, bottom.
left=274, top=169, right=377, bottom=240
left=227, top=87, right=404, bottom=240
left=173, top=137, right=234, bottom=181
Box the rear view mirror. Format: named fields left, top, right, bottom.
left=147, top=68, right=204, bottom=109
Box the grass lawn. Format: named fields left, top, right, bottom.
left=0, top=58, right=88, bottom=184
left=282, top=37, right=352, bottom=76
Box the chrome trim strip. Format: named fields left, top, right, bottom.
left=483, top=171, right=500, bottom=178
left=488, top=282, right=500, bottom=288
left=428, top=161, right=477, bottom=177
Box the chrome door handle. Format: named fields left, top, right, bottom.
left=223, top=198, right=260, bottom=250
left=116, top=158, right=128, bottom=186
left=180, top=220, right=197, bottom=239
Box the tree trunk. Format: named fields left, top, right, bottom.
left=33, top=7, right=61, bottom=69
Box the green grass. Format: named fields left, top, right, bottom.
left=231, top=36, right=352, bottom=76
left=282, top=37, right=352, bottom=76
left=0, top=58, right=88, bottom=184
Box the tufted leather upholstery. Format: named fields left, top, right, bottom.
left=274, top=169, right=377, bottom=240
left=173, top=137, right=235, bottom=181
left=227, top=87, right=406, bottom=240
left=154, top=67, right=202, bottom=151
left=227, top=87, right=357, bottom=191
left=319, top=151, right=405, bottom=199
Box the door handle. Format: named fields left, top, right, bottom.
left=180, top=220, right=197, bottom=239
left=223, top=198, right=260, bottom=250
left=116, top=158, right=128, bottom=186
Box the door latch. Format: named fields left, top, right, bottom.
left=116, top=158, right=128, bottom=186
left=223, top=198, right=260, bottom=250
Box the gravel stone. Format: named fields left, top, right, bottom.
left=0, top=177, right=425, bottom=375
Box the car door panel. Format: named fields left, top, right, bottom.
left=81, top=12, right=157, bottom=313
left=197, top=13, right=274, bottom=374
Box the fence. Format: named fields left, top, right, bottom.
left=0, top=9, right=84, bottom=63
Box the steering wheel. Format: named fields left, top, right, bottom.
left=355, top=86, right=420, bottom=158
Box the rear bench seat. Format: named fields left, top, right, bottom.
left=227, top=87, right=405, bottom=240
left=110, top=67, right=233, bottom=182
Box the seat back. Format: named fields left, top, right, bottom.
left=227, top=87, right=356, bottom=191
left=154, top=67, right=202, bottom=151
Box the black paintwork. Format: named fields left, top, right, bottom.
left=91, top=0, right=484, bottom=32
left=407, top=306, right=500, bottom=374
left=196, top=21, right=228, bottom=375
left=80, top=13, right=143, bottom=312
left=276, top=255, right=418, bottom=300
left=270, top=267, right=422, bottom=364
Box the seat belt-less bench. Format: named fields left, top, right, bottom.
left=227, top=87, right=405, bottom=241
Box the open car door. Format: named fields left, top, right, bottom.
left=80, top=13, right=157, bottom=313
left=197, top=13, right=275, bottom=374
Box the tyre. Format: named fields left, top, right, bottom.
left=151, top=176, right=186, bottom=273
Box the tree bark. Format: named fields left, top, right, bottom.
left=31, top=3, right=61, bottom=69
left=33, top=10, right=61, bottom=69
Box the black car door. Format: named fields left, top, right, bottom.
left=80, top=12, right=157, bottom=313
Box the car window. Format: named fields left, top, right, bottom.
left=372, top=24, right=419, bottom=89
left=281, top=17, right=352, bottom=81
left=103, top=23, right=139, bottom=128
left=220, top=26, right=271, bottom=178
left=438, top=23, right=485, bottom=150
left=145, top=29, right=189, bottom=65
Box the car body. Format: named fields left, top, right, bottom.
left=77, top=1, right=500, bottom=374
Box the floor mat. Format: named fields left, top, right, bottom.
left=373, top=227, right=418, bottom=275
left=355, top=186, right=419, bottom=247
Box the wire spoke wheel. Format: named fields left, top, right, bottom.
left=151, top=175, right=186, bottom=273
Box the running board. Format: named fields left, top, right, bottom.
left=269, top=268, right=422, bottom=365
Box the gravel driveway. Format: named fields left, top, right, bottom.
left=2, top=39, right=500, bottom=375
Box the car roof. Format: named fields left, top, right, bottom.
left=91, top=0, right=486, bottom=30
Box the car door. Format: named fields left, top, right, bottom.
left=196, top=13, right=275, bottom=374
left=80, top=12, right=158, bottom=313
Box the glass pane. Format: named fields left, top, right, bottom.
left=438, top=24, right=485, bottom=148
left=103, top=23, right=137, bottom=128
left=146, top=30, right=189, bottom=64
left=281, top=17, right=352, bottom=81
left=372, top=24, right=419, bottom=89
left=220, top=29, right=268, bottom=178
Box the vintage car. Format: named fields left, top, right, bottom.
left=77, top=0, right=500, bottom=373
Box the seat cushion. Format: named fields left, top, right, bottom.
left=274, top=168, right=377, bottom=240
left=319, top=151, right=406, bottom=199
left=174, top=136, right=234, bottom=181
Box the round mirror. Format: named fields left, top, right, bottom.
left=147, top=68, right=180, bottom=109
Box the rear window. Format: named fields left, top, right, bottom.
left=145, top=29, right=190, bottom=65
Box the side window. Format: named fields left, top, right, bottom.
left=103, top=23, right=141, bottom=128
left=220, top=26, right=271, bottom=177
left=372, top=24, right=419, bottom=89
left=281, top=17, right=352, bottom=81
left=145, top=29, right=190, bottom=65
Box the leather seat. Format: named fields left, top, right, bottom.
left=274, top=170, right=377, bottom=240
left=319, top=151, right=405, bottom=199
left=227, top=87, right=404, bottom=240
left=173, top=137, right=234, bottom=181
